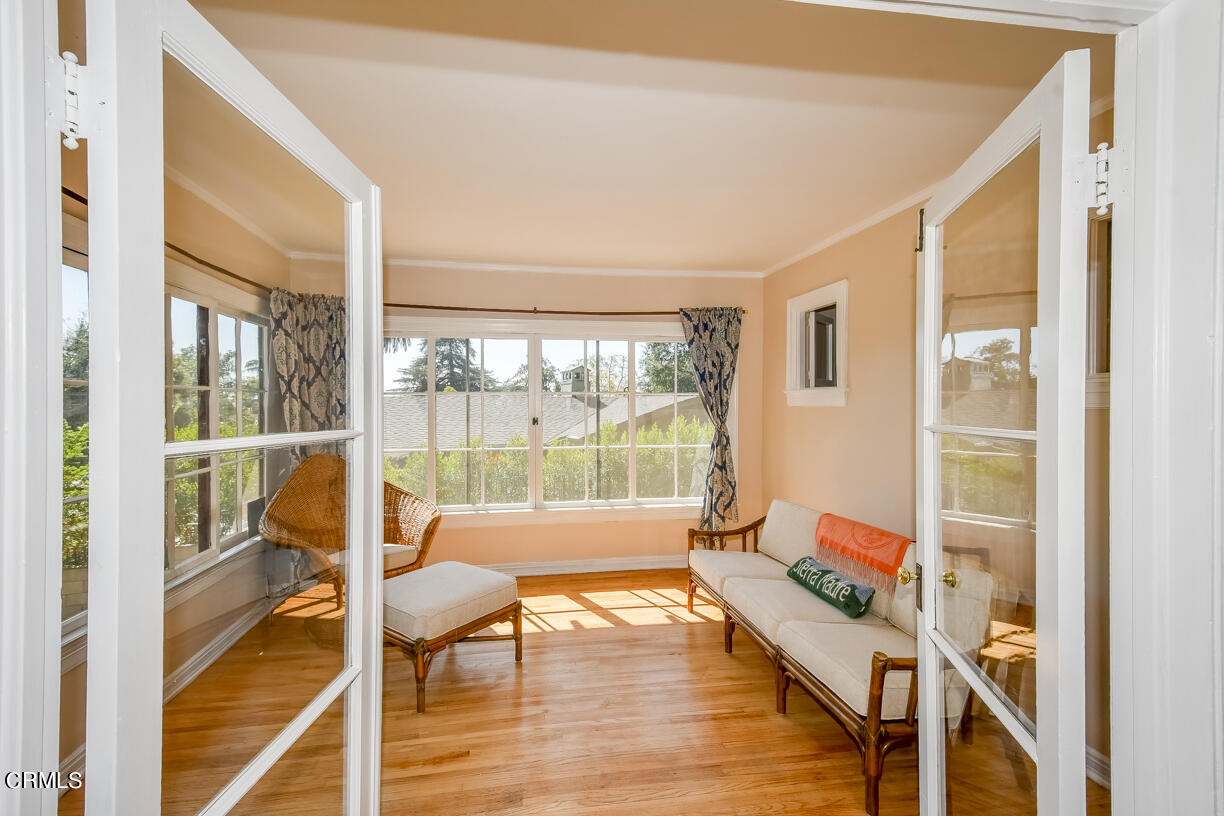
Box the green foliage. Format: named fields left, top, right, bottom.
left=973, top=337, right=1023, bottom=387
left=62, top=422, right=89, bottom=569
left=636, top=342, right=697, bottom=393
left=389, top=416, right=712, bottom=506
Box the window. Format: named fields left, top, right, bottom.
left=164, top=287, right=272, bottom=576
left=62, top=260, right=90, bottom=625
left=383, top=327, right=717, bottom=512
left=786, top=279, right=848, bottom=406
left=1086, top=213, right=1111, bottom=409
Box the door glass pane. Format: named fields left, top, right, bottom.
left=940, top=141, right=1039, bottom=431
left=940, top=432, right=1037, bottom=732
left=227, top=695, right=346, bottom=816
left=161, top=43, right=351, bottom=815
left=162, top=443, right=349, bottom=816
left=941, top=653, right=1036, bottom=815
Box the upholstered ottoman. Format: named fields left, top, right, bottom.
left=383, top=561, right=522, bottom=712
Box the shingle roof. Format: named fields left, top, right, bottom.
left=383, top=391, right=703, bottom=449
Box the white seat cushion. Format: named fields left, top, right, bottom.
left=723, top=577, right=889, bottom=642
left=689, top=549, right=789, bottom=595
left=776, top=620, right=917, bottom=720
left=383, top=561, right=517, bottom=641
left=328, top=543, right=420, bottom=573
left=757, top=500, right=823, bottom=568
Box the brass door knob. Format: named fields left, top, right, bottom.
left=897, top=566, right=918, bottom=585
left=940, top=570, right=961, bottom=589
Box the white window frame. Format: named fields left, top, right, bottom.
left=785, top=279, right=849, bottom=406
left=163, top=259, right=271, bottom=581
left=384, top=315, right=731, bottom=522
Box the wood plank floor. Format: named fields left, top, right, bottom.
left=59, top=568, right=1111, bottom=815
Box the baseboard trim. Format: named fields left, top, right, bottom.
left=162, top=598, right=274, bottom=704
left=482, top=555, right=688, bottom=577
left=1087, top=745, right=1111, bottom=789
left=56, top=743, right=85, bottom=797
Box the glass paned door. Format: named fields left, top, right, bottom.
left=79, top=0, right=383, bottom=813
left=917, top=50, right=1090, bottom=815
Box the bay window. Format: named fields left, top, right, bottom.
left=384, top=322, right=719, bottom=513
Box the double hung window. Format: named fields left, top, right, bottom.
left=164, top=280, right=272, bottom=576
left=383, top=325, right=719, bottom=512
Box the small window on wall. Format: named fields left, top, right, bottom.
left=786, top=279, right=848, bottom=406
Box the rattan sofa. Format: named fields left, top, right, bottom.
left=687, top=500, right=924, bottom=816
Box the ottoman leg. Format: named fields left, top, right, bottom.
left=513, top=600, right=523, bottom=662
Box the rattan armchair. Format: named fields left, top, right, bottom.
left=259, top=454, right=441, bottom=605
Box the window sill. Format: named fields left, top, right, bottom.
left=441, top=504, right=703, bottom=528
left=785, top=387, right=847, bottom=407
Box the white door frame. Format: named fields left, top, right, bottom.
left=80, top=0, right=384, bottom=813
left=0, top=0, right=68, bottom=814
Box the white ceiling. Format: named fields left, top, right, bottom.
left=184, top=0, right=1114, bottom=273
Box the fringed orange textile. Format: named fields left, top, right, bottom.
left=813, top=513, right=912, bottom=598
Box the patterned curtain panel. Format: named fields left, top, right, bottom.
left=270, top=288, right=347, bottom=444
left=680, top=306, right=742, bottom=538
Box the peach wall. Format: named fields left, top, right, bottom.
left=761, top=207, right=919, bottom=537
left=382, top=263, right=765, bottom=565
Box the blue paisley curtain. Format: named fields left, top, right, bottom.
left=680, top=306, right=742, bottom=536
left=270, top=288, right=347, bottom=457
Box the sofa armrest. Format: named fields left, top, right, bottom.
left=687, top=515, right=767, bottom=552
left=866, top=651, right=919, bottom=731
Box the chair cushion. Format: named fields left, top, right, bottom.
left=328, top=544, right=420, bottom=573
left=689, top=549, right=790, bottom=595
left=723, top=577, right=889, bottom=642
left=776, top=620, right=917, bottom=720
left=757, top=500, right=823, bottom=568
left=383, top=561, right=518, bottom=640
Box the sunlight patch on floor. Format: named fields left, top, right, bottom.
left=486, top=585, right=722, bottom=634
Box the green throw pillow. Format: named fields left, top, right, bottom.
left=787, top=556, right=875, bottom=619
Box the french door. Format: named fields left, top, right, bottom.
left=37, top=0, right=383, bottom=812
left=916, top=50, right=1091, bottom=814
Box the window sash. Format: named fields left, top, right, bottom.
left=385, top=331, right=715, bottom=511
left=162, top=289, right=272, bottom=580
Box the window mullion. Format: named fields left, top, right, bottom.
left=627, top=345, right=637, bottom=502
left=529, top=336, right=542, bottom=509
left=426, top=336, right=437, bottom=504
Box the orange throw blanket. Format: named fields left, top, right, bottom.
left=813, top=514, right=912, bottom=597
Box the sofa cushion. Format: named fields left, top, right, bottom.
left=384, top=561, right=518, bottom=641
left=757, top=500, right=823, bottom=568
left=776, top=620, right=917, bottom=720
left=723, top=577, right=889, bottom=642
left=887, top=543, right=918, bottom=637
left=689, top=549, right=790, bottom=595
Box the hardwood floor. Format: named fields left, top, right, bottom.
left=59, top=568, right=1111, bottom=815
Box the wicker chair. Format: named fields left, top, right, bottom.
left=259, top=453, right=441, bottom=605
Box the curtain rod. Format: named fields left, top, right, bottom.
left=61, top=186, right=274, bottom=294
left=385, top=302, right=748, bottom=317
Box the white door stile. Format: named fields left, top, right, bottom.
left=0, top=1, right=66, bottom=813
left=355, top=185, right=385, bottom=816
left=1037, top=50, right=1089, bottom=813
left=917, top=48, right=1090, bottom=814
left=83, top=0, right=168, bottom=812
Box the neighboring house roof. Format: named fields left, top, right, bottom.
left=383, top=391, right=703, bottom=449
left=941, top=387, right=1036, bottom=433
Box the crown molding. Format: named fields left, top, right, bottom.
left=290, top=252, right=764, bottom=278
left=762, top=184, right=937, bottom=277
left=165, top=166, right=294, bottom=257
